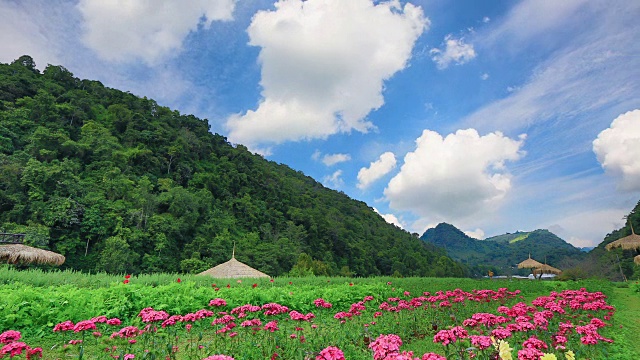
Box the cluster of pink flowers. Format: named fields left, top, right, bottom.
left=202, top=355, right=235, bottom=360
left=314, top=298, right=333, bottom=308
left=316, top=346, right=345, bottom=360
left=138, top=307, right=170, bottom=323
left=0, top=331, right=42, bottom=359
left=289, top=310, right=315, bottom=321
left=209, top=298, right=227, bottom=307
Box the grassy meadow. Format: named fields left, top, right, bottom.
left=1, top=267, right=638, bottom=359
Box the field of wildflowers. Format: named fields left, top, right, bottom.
left=0, top=268, right=635, bottom=360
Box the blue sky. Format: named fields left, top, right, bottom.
left=2, top=0, right=639, bottom=247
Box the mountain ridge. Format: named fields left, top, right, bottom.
left=420, top=223, right=585, bottom=276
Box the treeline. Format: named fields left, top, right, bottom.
left=0, top=56, right=465, bottom=278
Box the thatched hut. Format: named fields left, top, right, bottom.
left=198, top=254, right=270, bottom=279
left=517, top=254, right=543, bottom=270
left=0, top=244, right=65, bottom=266
left=533, top=263, right=562, bottom=276
left=605, top=224, right=640, bottom=251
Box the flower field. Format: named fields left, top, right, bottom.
left=1, top=268, right=638, bottom=359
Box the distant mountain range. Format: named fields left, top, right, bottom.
left=420, top=223, right=586, bottom=277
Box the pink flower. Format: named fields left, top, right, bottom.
left=124, top=353, right=135, bottom=359
left=517, top=347, right=544, bottom=360
left=316, top=346, right=345, bottom=360
left=53, top=321, right=75, bottom=332
left=369, top=334, right=402, bottom=360
left=106, top=318, right=122, bottom=326
left=73, top=320, right=97, bottom=333
left=0, top=330, right=21, bottom=344
left=202, top=355, right=235, bottom=360
left=422, top=353, right=447, bottom=360
left=91, top=316, right=108, bottom=323
left=209, top=298, right=227, bottom=307
left=264, top=321, right=279, bottom=332
left=26, top=346, right=42, bottom=360
left=1, top=342, right=29, bottom=357
left=469, top=335, right=492, bottom=350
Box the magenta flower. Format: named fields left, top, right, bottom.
left=0, top=330, right=21, bottom=344
left=209, top=298, right=227, bottom=307
left=264, top=321, right=279, bottom=332
left=1, top=342, right=28, bottom=357
left=73, top=320, right=97, bottom=333
left=202, top=355, right=235, bottom=360
left=316, top=346, right=345, bottom=360
left=421, top=353, right=447, bottom=360
left=106, top=318, right=122, bottom=326
left=53, top=320, right=75, bottom=332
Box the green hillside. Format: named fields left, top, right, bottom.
left=485, top=232, right=530, bottom=244
left=420, top=223, right=585, bottom=277
left=568, top=200, right=640, bottom=281
left=0, top=56, right=465, bottom=278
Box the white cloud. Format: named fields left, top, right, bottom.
left=77, top=0, right=236, bottom=64
left=483, top=0, right=587, bottom=47
left=546, top=208, right=626, bottom=248
left=321, top=153, right=351, bottom=166
left=226, top=0, right=428, bottom=147
left=0, top=1, right=73, bottom=68
left=593, top=109, right=640, bottom=191
left=430, top=35, right=476, bottom=69
left=357, top=152, right=397, bottom=189
left=464, top=228, right=485, bottom=240
left=323, top=170, right=344, bottom=189
left=482, top=16, right=490, bottom=23
left=481, top=73, right=489, bottom=80
left=373, top=208, right=404, bottom=229
left=385, top=129, right=525, bottom=220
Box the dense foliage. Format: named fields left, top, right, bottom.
left=0, top=56, right=464, bottom=277
left=420, top=224, right=586, bottom=277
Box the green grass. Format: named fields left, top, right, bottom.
left=508, top=233, right=530, bottom=244
left=608, top=286, right=640, bottom=359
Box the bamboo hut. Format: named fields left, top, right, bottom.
left=0, top=244, right=65, bottom=266
left=198, top=248, right=269, bottom=279
left=533, top=263, right=562, bottom=276
left=605, top=224, right=640, bottom=251
left=517, top=254, right=543, bottom=270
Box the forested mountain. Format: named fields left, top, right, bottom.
left=420, top=223, right=585, bottom=277
left=568, top=200, right=640, bottom=281
left=0, top=56, right=466, bottom=277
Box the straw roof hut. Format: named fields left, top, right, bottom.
left=0, top=244, right=65, bottom=265
left=634, top=255, right=640, bottom=266
left=198, top=251, right=270, bottom=279
left=517, top=254, right=543, bottom=269
left=605, top=223, right=640, bottom=251
left=533, top=263, right=562, bottom=275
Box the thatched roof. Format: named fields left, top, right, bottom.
left=605, top=233, right=640, bottom=251
left=634, top=255, right=640, bottom=266
left=198, top=256, right=270, bottom=278
left=533, top=263, right=562, bottom=275
left=517, top=255, right=544, bottom=269
left=0, top=244, right=65, bottom=265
